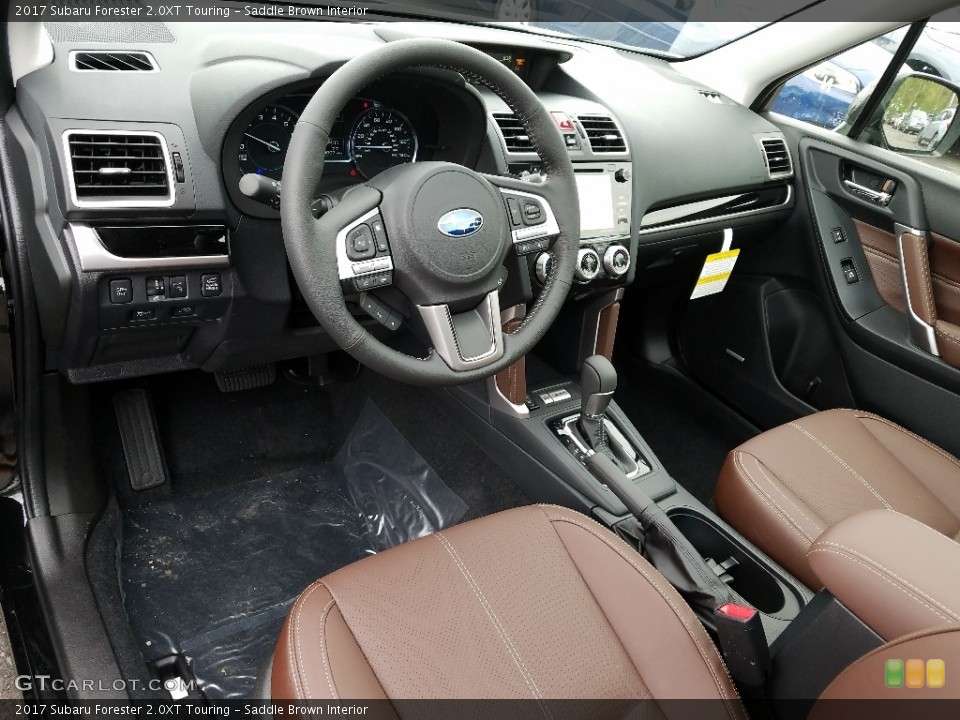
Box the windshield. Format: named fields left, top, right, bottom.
left=505, top=0, right=818, bottom=58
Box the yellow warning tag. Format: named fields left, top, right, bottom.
left=691, top=229, right=739, bottom=300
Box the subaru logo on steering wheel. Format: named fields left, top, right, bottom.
left=438, top=208, right=484, bottom=238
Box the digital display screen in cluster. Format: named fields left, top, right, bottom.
left=486, top=49, right=529, bottom=78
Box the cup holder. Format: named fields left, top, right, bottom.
left=668, top=508, right=803, bottom=618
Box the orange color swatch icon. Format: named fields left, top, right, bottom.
left=885, top=658, right=945, bottom=688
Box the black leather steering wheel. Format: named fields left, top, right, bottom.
left=282, top=38, right=579, bottom=386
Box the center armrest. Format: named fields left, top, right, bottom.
left=806, top=509, right=960, bottom=641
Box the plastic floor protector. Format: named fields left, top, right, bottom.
left=119, top=400, right=468, bottom=699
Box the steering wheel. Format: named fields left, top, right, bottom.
left=282, top=38, right=579, bottom=386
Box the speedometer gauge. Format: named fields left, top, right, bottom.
left=238, top=105, right=298, bottom=180
left=349, top=108, right=418, bottom=179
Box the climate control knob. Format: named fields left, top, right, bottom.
left=575, top=248, right=601, bottom=283
left=603, top=244, right=631, bottom=278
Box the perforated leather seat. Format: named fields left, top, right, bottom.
left=714, top=409, right=960, bottom=589
left=269, top=504, right=746, bottom=711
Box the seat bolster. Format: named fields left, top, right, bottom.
left=539, top=505, right=746, bottom=717
left=272, top=581, right=389, bottom=702
left=714, top=451, right=822, bottom=589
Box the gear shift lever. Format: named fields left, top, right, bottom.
left=577, top=355, right=618, bottom=454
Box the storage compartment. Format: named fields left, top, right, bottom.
left=668, top=507, right=804, bottom=618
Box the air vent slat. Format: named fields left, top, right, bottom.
left=66, top=132, right=173, bottom=204
left=71, top=51, right=156, bottom=72
left=577, top=115, right=627, bottom=153
left=759, top=138, right=793, bottom=178
left=492, top=113, right=534, bottom=152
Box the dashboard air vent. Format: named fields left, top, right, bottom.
left=697, top=90, right=733, bottom=105
left=578, top=115, right=627, bottom=153
left=759, top=137, right=793, bottom=178
left=493, top=113, right=533, bottom=152
left=65, top=131, right=173, bottom=206
left=71, top=51, right=157, bottom=72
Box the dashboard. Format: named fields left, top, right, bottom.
left=5, top=21, right=796, bottom=382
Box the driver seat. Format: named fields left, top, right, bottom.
left=268, top=504, right=745, bottom=711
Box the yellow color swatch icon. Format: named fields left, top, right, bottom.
left=905, top=659, right=925, bottom=688
left=927, top=659, right=946, bottom=689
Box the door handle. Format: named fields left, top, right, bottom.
left=843, top=179, right=892, bottom=206
left=897, top=224, right=940, bottom=357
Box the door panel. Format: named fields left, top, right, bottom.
left=773, top=118, right=960, bottom=457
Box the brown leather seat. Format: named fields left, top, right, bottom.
left=270, top=504, right=745, bottom=712
left=714, top=408, right=960, bottom=589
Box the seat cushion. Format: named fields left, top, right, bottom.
left=271, top=504, right=745, bottom=715
left=714, top=409, right=960, bottom=589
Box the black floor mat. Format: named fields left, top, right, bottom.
left=613, top=361, right=758, bottom=506
left=120, top=400, right=468, bottom=699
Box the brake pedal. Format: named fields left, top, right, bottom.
left=214, top=363, right=276, bottom=392
left=113, top=389, right=168, bottom=491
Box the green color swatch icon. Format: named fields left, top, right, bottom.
left=886, top=659, right=905, bottom=688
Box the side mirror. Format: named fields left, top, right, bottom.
left=879, top=73, right=959, bottom=153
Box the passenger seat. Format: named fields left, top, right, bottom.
left=714, top=409, right=960, bottom=589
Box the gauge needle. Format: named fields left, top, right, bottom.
left=244, top=133, right=282, bottom=153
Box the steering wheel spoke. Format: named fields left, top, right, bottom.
left=417, top=291, right=505, bottom=371
left=482, top=174, right=561, bottom=258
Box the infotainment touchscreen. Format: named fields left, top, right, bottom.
left=576, top=173, right=615, bottom=234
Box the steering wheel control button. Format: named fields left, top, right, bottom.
left=603, top=244, right=631, bottom=278
left=353, top=270, right=393, bottom=292
left=200, top=273, right=223, bottom=297
left=575, top=248, right=601, bottom=283
left=359, top=293, right=401, bottom=331
left=521, top=200, right=545, bottom=226
left=109, top=278, right=133, bottom=304
left=506, top=197, right=523, bottom=227
left=346, top=224, right=377, bottom=260
left=168, top=276, right=187, bottom=298
left=370, top=216, right=390, bottom=253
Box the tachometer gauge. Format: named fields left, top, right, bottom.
left=349, top=108, right=418, bottom=179
left=238, top=105, right=299, bottom=180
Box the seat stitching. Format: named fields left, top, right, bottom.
left=749, top=454, right=824, bottom=536
left=807, top=547, right=952, bottom=625
left=291, top=580, right=326, bottom=699
left=814, top=540, right=960, bottom=622
left=788, top=422, right=892, bottom=510
left=850, top=410, right=960, bottom=474
left=537, top=508, right=743, bottom=719
left=734, top=453, right=814, bottom=546
left=435, top=532, right=552, bottom=718
left=536, top=506, right=650, bottom=697
left=318, top=598, right=338, bottom=699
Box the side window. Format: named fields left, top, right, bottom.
left=770, top=13, right=960, bottom=172
left=769, top=28, right=908, bottom=130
